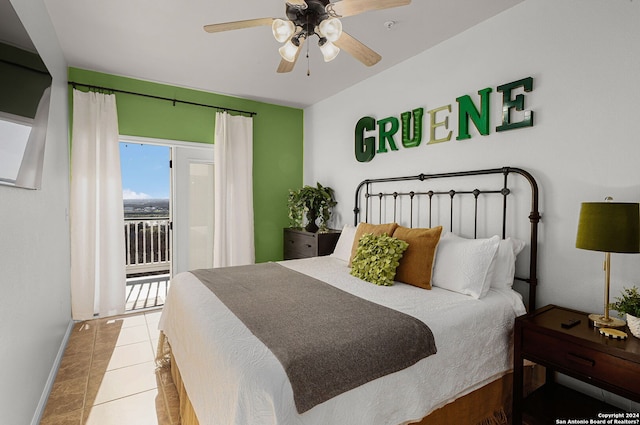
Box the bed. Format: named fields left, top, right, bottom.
left=158, top=166, right=541, bottom=425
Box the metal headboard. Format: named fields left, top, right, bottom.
left=353, top=167, right=540, bottom=312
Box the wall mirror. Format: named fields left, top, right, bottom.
left=0, top=0, right=52, bottom=189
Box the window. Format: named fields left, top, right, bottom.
left=0, top=113, right=32, bottom=186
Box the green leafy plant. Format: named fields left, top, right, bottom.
left=609, top=286, right=640, bottom=317
left=350, top=233, right=409, bottom=286
left=287, top=182, right=337, bottom=232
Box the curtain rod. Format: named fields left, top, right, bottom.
left=0, top=58, right=51, bottom=76
left=68, top=81, right=257, bottom=117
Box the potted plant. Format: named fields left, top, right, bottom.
left=287, top=182, right=337, bottom=233
left=609, top=286, right=640, bottom=338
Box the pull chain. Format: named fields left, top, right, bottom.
left=306, top=14, right=311, bottom=77
left=306, top=39, right=311, bottom=76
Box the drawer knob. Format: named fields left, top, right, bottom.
left=566, top=352, right=595, bottom=367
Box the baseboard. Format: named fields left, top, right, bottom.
left=556, top=373, right=640, bottom=412
left=30, top=319, right=75, bottom=425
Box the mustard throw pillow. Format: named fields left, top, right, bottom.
left=392, top=225, right=443, bottom=289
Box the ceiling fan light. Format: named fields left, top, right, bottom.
left=279, top=40, right=299, bottom=62
left=318, top=18, right=343, bottom=42
left=272, top=19, right=295, bottom=43
left=319, top=40, right=340, bottom=62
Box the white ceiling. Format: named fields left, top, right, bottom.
left=15, top=0, right=523, bottom=108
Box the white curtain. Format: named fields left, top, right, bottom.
left=70, top=90, right=125, bottom=320
left=213, top=111, right=255, bottom=267
left=15, top=87, right=51, bottom=189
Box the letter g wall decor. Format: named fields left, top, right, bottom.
left=354, top=77, right=534, bottom=163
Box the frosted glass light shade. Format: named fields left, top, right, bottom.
left=318, top=18, right=342, bottom=42
left=272, top=19, right=295, bottom=43
left=279, top=40, right=299, bottom=62
left=319, top=40, right=340, bottom=62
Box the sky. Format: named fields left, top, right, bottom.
left=120, top=142, right=170, bottom=199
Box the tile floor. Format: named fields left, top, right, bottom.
left=40, top=309, right=180, bottom=425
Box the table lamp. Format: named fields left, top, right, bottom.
left=576, top=198, right=640, bottom=328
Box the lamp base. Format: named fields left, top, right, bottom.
left=588, top=313, right=626, bottom=329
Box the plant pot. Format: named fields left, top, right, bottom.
left=627, top=313, right=640, bottom=338
left=305, top=211, right=319, bottom=233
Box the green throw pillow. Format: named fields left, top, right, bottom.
left=350, top=233, right=409, bottom=286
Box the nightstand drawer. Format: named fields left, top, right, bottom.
left=522, top=328, right=640, bottom=395
left=284, top=231, right=317, bottom=258
left=283, top=228, right=341, bottom=260
left=284, top=238, right=316, bottom=258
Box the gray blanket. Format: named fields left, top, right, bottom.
left=191, top=263, right=437, bottom=413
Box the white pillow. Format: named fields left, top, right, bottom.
left=432, top=234, right=500, bottom=299
left=488, top=237, right=526, bottom=290
left=330, top=224, right=357, bottom=262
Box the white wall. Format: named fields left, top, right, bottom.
left=0, top=1, right=71, bottom=423
left=305, top=0, right=640, bottom=409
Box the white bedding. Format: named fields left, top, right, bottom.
left=158, top=256, right=526, bottom=425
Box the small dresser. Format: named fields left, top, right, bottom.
left=513, top=304, right=640, bottom=424
left=283, top=228, right=341, bottom=260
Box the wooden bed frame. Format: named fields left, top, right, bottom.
left=165, top=354, right=540, bottom=425
left=161, top=166, right=542, bottom=425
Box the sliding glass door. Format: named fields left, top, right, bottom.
left=172, top=145, right=214, bottom=275
left=119, top=137, right=214, bottom=311
left=120, top=141, right=171, bottom=311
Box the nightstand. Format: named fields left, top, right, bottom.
left=283, top=228, right=341, bottom=260
left=513, top=305, right=640, bottom=424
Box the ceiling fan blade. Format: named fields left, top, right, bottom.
left=286, top=0, right=308, bottom=6
left=277, top=58, right=297, bottom=73
left=329, top=0, right=411, bottom=18
left=334, top=31, right=381, bottom=67
left=203, top=17, right=274, bottom=33
left=277, top=39, right=306, bottom=73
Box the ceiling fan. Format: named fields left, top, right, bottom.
left=203, top=0, right=412, bottom=73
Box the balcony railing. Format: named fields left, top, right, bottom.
left=124, top=217, right=170, bottom=276
left=126, top=273, right=170, bottom=311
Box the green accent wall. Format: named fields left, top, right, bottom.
left=68, top=67, right=303, bottom=263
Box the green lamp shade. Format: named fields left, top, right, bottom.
left=576, top=202, right=640, bottom=253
